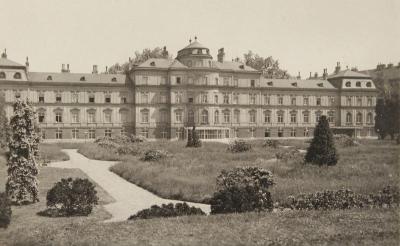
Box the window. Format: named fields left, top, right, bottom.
left=88, top=129, right=96, bottom=139
left=39, top=94, right=45, bottom=103
left=356, top=81, right=361, bottom=87
left=367, top=112, right=373, bottom=124
left=264, top=110, right=271, bottom=123
left=89, top=94, right=95, bottom=103
left=316, top=97, right=321, bottom=106
left=56, top=129, right=62, bottom=139
left=121, top=96, right=127, bottom=104
left=303, top=96, right=309, bottom=106
left=315, top=111, right=322, bottom=123
left=72, top=93, right=79, bottom=103
left=304, top=128, right=309, bottom=137
left=160, top=76, right=167, bottom=85
left=15, top=91, right=21, bottom=99
left=214, top=110, right=219, bottom=124
left=277, top=111, right=284, bottom=123
left=329, top=96, right=335, bottom=106
left=111, top=77, right=117, bottom=82
left=223, top=110, right=230, bottom=123
left=71, top=111, right=80, bottom=123
left=249, top=110, right=256, bottom=123
left=290, top=128, right=296, bottom=137
left=55, top=112, right=62, bottom=123
left=215, top=77, right=219, bottom=85
left=367, top=97, right=372, bottom=106
left=176, top=128, right=183, bottom=139
left=175, top=92, right=182, bottom=103
left=188, top=110, right=194, bottom=124
left=14, top=72, right=21, bottom=79
left=120, top=110, right=128, bottom=123
left=159, top=109, right=167, bottom=123
left=0, top=72, right=5, bottom=79
left=161, top=130, right=168, bottom=139
left=105, top=95, right=111, bottom=103
left=120, top=128, right=126, bottom=136
left=345, top=81, right=351, bottom=87
left=278, top=128, right=283, bottom=137
left=141, top=92, right=149, bottom=103
left=346, top=112, right=352, bottom=124
left=105, top=129, right=112, bottom=137
left=250, top=80, right=255, bottom=87
left=303, top=111, right=310, bottom=123
left=233, top=93, right=239, bottom=104
left=366, top=82, right=372, bottom=87
left=356, top=112, right=363, bottom=124
left=88, top=111, right=96, bottom=123
left=357, top=96, right=362, bottom=106
left=249, top=94, right=256, bottom=105
left=104, top=111, right=112, bottom=123
left=233, top=78, right=238, bottom=87
left=278, top=95, right=283, bottom=105
left=223, top=93, right=229, bottom=104
left=142, top=76, right=148, bottom=84
left=141, top=109, right=149, bottom=123
left=264, top=94, right=270, bottom=105
left=56, top=94, right=62, bottom=103
left=159, top=92, right=167, bottom=103
left=72, top=129, right=79, bottom=139
left=201, top=92, right=208, bottom=103
left=80, top=76, right=86, bottom=81
left=346, top=96, right=352, bottom=106
left=264, top=129, right=270, bottom=137
left=214, top=95, right=218, bottom=104
left=250, top=127, right=255, bottom=138
left=175, top=110, right=183, bottom=123
left=234, top=110, right=240, bottom=123
left=290, top=111, right=297, bottom=123
left=291, top=96, right=296, bottom=105
left=38, top=112, right=45, bottom=123
left=176, top=77, right=181, bottom=84
left=328, top=111, right=335, bottom=123
left=223, top=77, right=229, bottom=86
left=201, top=110, right=208, bottom=124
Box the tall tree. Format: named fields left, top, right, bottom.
left=108, top=47, right=171, bottom=74
left=305, top=115, right=338, bottom=166
left=6, top=100, right=40, bottom=204
left=375, top=98, right=387, bottom=139
left=243, top=51, right=290, bottom=79
left=375, top=96, right=400, bottom=140
left=0, top=94, right=10, bottom=148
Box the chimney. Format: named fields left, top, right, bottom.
left=323, top=68, right=328, bottom=79
left=67, top=64, right=70, bottom=72
left=1, top=49, right=6, bottom=58
left=162, top=46, right=168, bottom=57
left=309, top=72, right=312, bottom=79
left=92, top=65, right=98, bottom=74
left=217, top=48, right=225, bottom=63
left=334, top=62, right=341, bottom=74
left=296, top=72, right=301, bottom=79
left=61, top=64, right=65, bottom=72
left=314, top=72, right=318, bottom=78
left=25, top=57, right=29, bottom=71
left=105, top=66, right=108, bottom=74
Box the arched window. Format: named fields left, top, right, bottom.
left=356, top=81, right=361, bottom=87
left=366, top=82, right=372, bottom=87
left=249, top=110, right=256, bottom=123
left=328, top=111, right=335, bottom=123
left=80, top=76, right=86, bottom=81
left=277, top=111, right=284, bottom=123
left=367, top=112, right=373, bottom=124
left=345, top=81, right=351, bottom=87
left=175, top=109, right=183, bottom=123
left=290, top=111, right=297, bottom=123
left=55, top=110, right=63, bottom=123
left=234, top=109, right=240, bottom=124
left=201, top=109, right=208, bottom=124
left=263, top=110, right=271, bottom=123
left=140, top=109, right=149, bottom=123
left=47, top=75, right=53, bottom=81
left=214, top=110, right=219, bottom=124
left=346, top=112, right=352, bottom=124
left=111, top=77, right=117, bottom=82
left=356, top=112, right=363, bottom=124
left=119, top=109, right=128, bottom=123
left=71, top=109, right=80, bottom=123
left=315, top=111, right=322, bottom=123
left=0, top=72, right=5, bottom=79
left=103, top=109, right=112, bottom=123
left=87, top=109, right=96, bottom=123
left=303, top=111, right=310, bottom=123
left=37, top=109, right=46, bottom=123
left=223, top=109, right=230, bottom=123
left=14, top=72, right=21, bottom=79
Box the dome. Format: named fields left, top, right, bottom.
left=176, top=37, right=213, bottom=66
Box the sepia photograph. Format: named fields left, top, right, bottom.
left=0, top=0, right=399, bottom=245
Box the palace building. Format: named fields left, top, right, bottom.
left=0, top=39, right=378, bottom=140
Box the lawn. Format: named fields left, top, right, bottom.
left=80, top=139, right=400, bottom=203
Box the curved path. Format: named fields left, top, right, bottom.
left=49, top=149, right=210, bottom=222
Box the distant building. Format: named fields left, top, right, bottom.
left=360, top=62, right=400, bottom=97
left=0, top=39, right=378, bottom=140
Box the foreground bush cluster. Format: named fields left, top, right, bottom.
left=142, top=149, right=171, bottom=162
left=128, top=202, right=205, bottom=220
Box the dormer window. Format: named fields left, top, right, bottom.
left=150, top=61, right=155, bottom=66
left=366, top=82, right=372, bottom=87
left=356, top=81, right=361, bottom=87
left=0, top=72, right=5, bottom=79
left=111, top=77, right=117, bottom=82
left=317, top=83, right=324, bottom=87
left=14, top=72, right=21, bottom=79
left=80, top=76, right=86, bottom=81
left=345, top=81, right=351, bottom=87
left=47, top=75, right=52, bottom=81
left=239, top=64, right=245, bottom=69
left=291, top=82, right=297, bottom=87
left=176, top=77, right=181, bottom=84
left=267, top=81, right=273, bottom=86
left=192, top=49, right=198, bottom=54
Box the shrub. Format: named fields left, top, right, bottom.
left=0, top=192, right=12, bottom=228
left=227, top=140, right=252, bottom=153
left=275, top=149, right=304, bottom=162
left=142, top=149, right=170, bottom=161
left=305, top=116, right=338, bottom=166
left=128, top=202, right=205, bottom=220
left=186, top=125, right=201, bottom=148
left=116, top=145, right=140, bottom=156
left=263, top=139, right=279, bottom=148
left=45, top=178, right=98, bottom=216
left=334, top=134, right=358, bottom=147
left=368, top=185, right=400, bottom=207
left=210, top=167, right=274, bottom=214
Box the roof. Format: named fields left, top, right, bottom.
left=28, top=72, right=126, bottom=84
left=328, top=69, right=371, bottom=79
left=136, top=58, right=187, bottom=69
left=181, top=40, right=208, bottom=50
left=260, top=78, right=336, bottom=89
left=0, top=58, right=25, bottom=67
left=213, top=61, right=258, bottom=72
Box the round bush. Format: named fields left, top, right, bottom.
left=46, top=178, right=98, bottom=216
left=0, top=192, right=12, bottom=228
left=142, top=149, right=170, bottom=161
left=128, top=202, right=205, bottom=220
left=263, top=139, right=279, bottom=148
left=227, top=140, right=252, bottom=153
left=210, top=167, right=274, bottom=214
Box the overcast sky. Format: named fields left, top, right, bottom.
left=1, top=0, right=399, bottom=77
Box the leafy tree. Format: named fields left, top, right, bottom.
left=375, top=95, right=400, bottom=140
left=108, top=47, right=171, bottom=74
left=243, top=51, right=290, bottom=78
left=305, top=115, right=338, bottom=166
left=375, top=99, right=387, bottom=139
left=0, top=94, right=10, bottom=148
left=186, top=125, right=201, bottom=148
left=6, top=100, right=40, bottom=204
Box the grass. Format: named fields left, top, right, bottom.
left=80, top=139, right=400, bottom=203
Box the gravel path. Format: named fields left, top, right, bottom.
left=49, top=149, right=211, bottom=222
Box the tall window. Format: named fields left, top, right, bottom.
left=104, top=111, right=112, bottom=123
left=88, top=129, right=96, bottom=139
left=249, top=110, right=256, bottom=123
left=175, top=92, right=182, bottom=103
left=120, top=110, right=128, bottom=123
left=56, top=93, right=62, bottom=103
left=141, top=109, right=149, bottom=123
left=201, top=92, right=208, bottom=103
left=159, top=109, right=167, bottom=123
left=250, top=80, right=255, bottom=87
left=346, top=96, right=352, bottom=106
left=38, top=111, right=45, bottom=123
left=303, top=96, right=309, bottom=106
left=356, top=112, right=363, bottom=124
left=303, top=111, right=309, bottom=123
left=249, top=94, right=256, bottom=105
left=88, top=111, right=96, bottom=123
left=277, top=111, right=284, bottom=123
left=223, top=93, right=230, bottom=104
left=264, top=128, right=270, bottom=137
left=346, top=112, right=352, bottom=124
left=290, top=111, right=297, bottom=123
left=176, top=77, right=181, bottom=84
left=214, top=94, right=218, bottom=104
left=223, top=110, right=230, bottom=123
left=214, top=110, right=219, bottom=124
left=88, top=94, right=95, bottom=103
left=328, top=111, right=335, bottom=123
left=55, top=112, right=62, bottom=123
left=71, top=111, right=80, bottom=123
left=264, top=94, right=270, bottom=105
left=357, top=96, right=362, bottom=106
left=329, top=96, right=335, bottom=106
left=39, top=94, right=45, bottom=103
left=121, top=96, right=127, bottom=104
left=72, top=92, right=79, bottom=103
left=105, top=95, right=111, bottom=103
left=278, top=95, right=283, bottom=105
left=367, top=97, right=372, bottom=106
left=234, top=110, right=240, bottom=124
left=316, top=97, right=321, bottom=106
left=105, top=129, right=112, bottom=137
left=141, top=92, right=149, bottom=103
left=223, top=77, right=229, bottom=86
left=201, top=110, right=208, bottom=124
left=233, top=93, right=239, bottom=104
left=72, top=129, right=79, bottom=139
left=315, top=111, right=321, bottom=123
left=56, top=129, right=62, bottom=139
left=290, top=128, right=296, bottom=137
left=291, top=96, right=296, bottom=105
left=188, top=110, right=194, bottom=124
left=264, top=110, right=271, bottom=123
left=175, top=110, right=183, bottom=123
left=367, top=112, right=373, bottom=124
